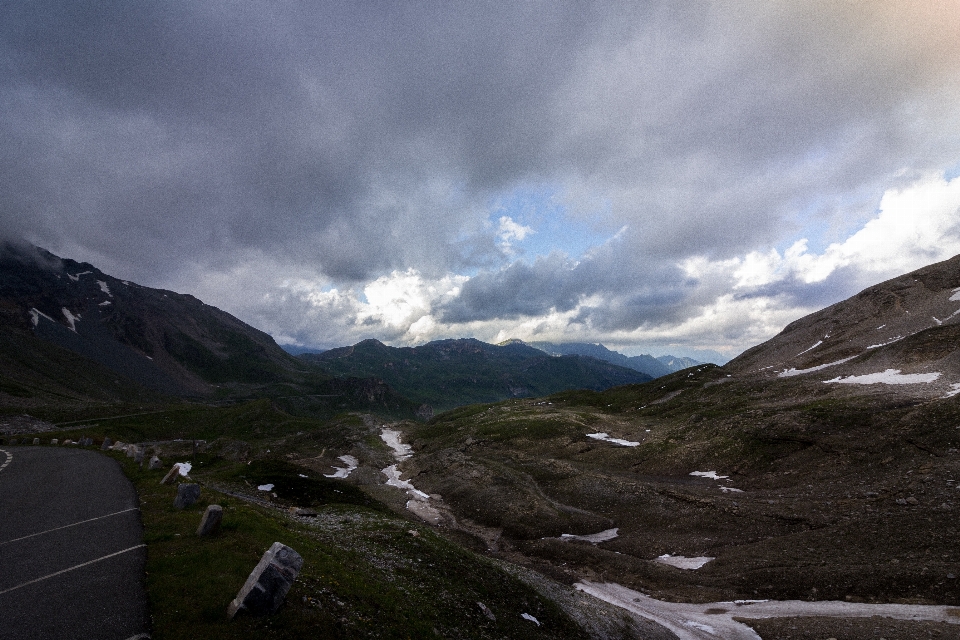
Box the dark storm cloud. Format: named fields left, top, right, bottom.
left=440, top=235, right=692, bottom=326
left=0, top=0, right=609, bottom=281
left=2, top=1, right=959, bottom=352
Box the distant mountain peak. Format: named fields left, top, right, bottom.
left=527, top=341, right=700, bottom=379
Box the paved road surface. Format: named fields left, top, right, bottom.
left=0, top=445, right=149, bottom=640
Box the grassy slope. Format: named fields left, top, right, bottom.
left=114, top=453, right=589, bottom=639
left=303, top=341, right=650, bottom=410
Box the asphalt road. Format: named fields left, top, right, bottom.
left=0, top=445, right=149, bottom=640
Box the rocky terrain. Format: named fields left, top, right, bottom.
left=313, top=254, right=960, bottom=637
left=0, top=243, right=419, bottom=418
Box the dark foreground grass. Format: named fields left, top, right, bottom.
left=116, top=453, right=588, bottom=639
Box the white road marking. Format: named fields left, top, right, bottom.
left=0, top=544, right=146, bottom=596
left=0, top=507, right=140, bottom=547
left=0, top=448, right=11, bottom=472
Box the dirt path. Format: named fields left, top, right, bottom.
left=576, top=581, right=960, bottom=640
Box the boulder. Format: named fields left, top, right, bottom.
left=134, top=448, right=145, bottom=464
left=50, top=439, right=58, bottom=445
left=477, top=601, right=497, bottom=622
left=101, top=437, right=113, bottom=450
left=227, top=542, right=303, bottom=619
left=160, top=464, right=181, bottom=485
left=32, top=438, right=39, bottom=445
left=148, top=456, right=163, bottom=470
left=126, top=444, right=137, bottom=458
left=173, top=483, right=201, bottom=509
left=197, top=505, right=223, bottom=536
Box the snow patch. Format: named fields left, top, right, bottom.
left=67, top=270, right=92, bottom=282
left=381, top=429, right=412, bottom=460
left=29, top=307, right=54, bottom=327
left=99, top=300, right=111, bottom=306
left=176, top=462, right=192, bottom=476
left=520, top=613, right=540, bottom=626
left=778, top=356, right=856, bottom=377
left=97, top=280, right=112, bottom=296
left=382, top=464, right=429, bottom=499
left=795, top=340, right=822, bottom=357
left=825, top=369, right=941, bottom=385
left=576, top=580, right=960, bottom=640
left=685, top=621, right=717, bottom=634
left=690, top=471, right=728, bottom=480
left=324, top=455, right=359, bottom=479
left=560, top=528, right=619, bottom=543
left=257, top=483, right=274, bottom=491
left=942, top=383, right=960, bottom=399
left=61, top=308, right=80, bottom=332
left=719, top=486, right=744, bottom=493
left=587, top=432, right=640, bottom=447
left=655, top=554, right=714, bottom=570
left=867, top=336, right=903, bottom=349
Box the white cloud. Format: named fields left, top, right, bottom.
left=497, top=215, right=534, bottom=251
left=685, top=173, right=960, bottom=292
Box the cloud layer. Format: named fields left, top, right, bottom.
left=2, top=1, right=959, bottom=359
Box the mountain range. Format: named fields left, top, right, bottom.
left=0, top=243, right=654, bottom=416
left=300, top=338, right=652, bottom=412
left=0, top=243, right=416, bottom=417
left=525, top=341, right=700, bottom=378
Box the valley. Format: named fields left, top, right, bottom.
left=3, top=245, right=960, bottom=638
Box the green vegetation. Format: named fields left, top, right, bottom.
left=113, top=451, right=589, bottom=639
left=302, top=339, right=650, bottom=410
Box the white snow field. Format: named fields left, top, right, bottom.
left=778, top=356, right=856, bottom=377
left=560, top=528, right=619, bottom=543
left=323, top=454, right=359, bottom=479
left=689, top=471, right=728, bottom=480
left=379, top=428, right=436, bottom=521
left=654, top=554, right=714, bottom=570
left=824, top=369, right=941, bottom=385
left=380, top=429, right=413, bottom=459
left=586, top=432, right=640, bottom=447
left=576, top=580, right=960, bottom=640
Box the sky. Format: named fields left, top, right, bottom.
left=2, top=1, right=960, bottom=363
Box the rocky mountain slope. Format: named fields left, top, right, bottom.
left=301, top=338, right=652, bottom=411
left=726, top=253, right=960, bottom=400
left=527, top=341, right=701, bottom=378
left=0, top=243, right=415, bottom=417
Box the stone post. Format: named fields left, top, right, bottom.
left=227, top=542, right=303, bottom=619
left=197, top=505, right=223, bottom=536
